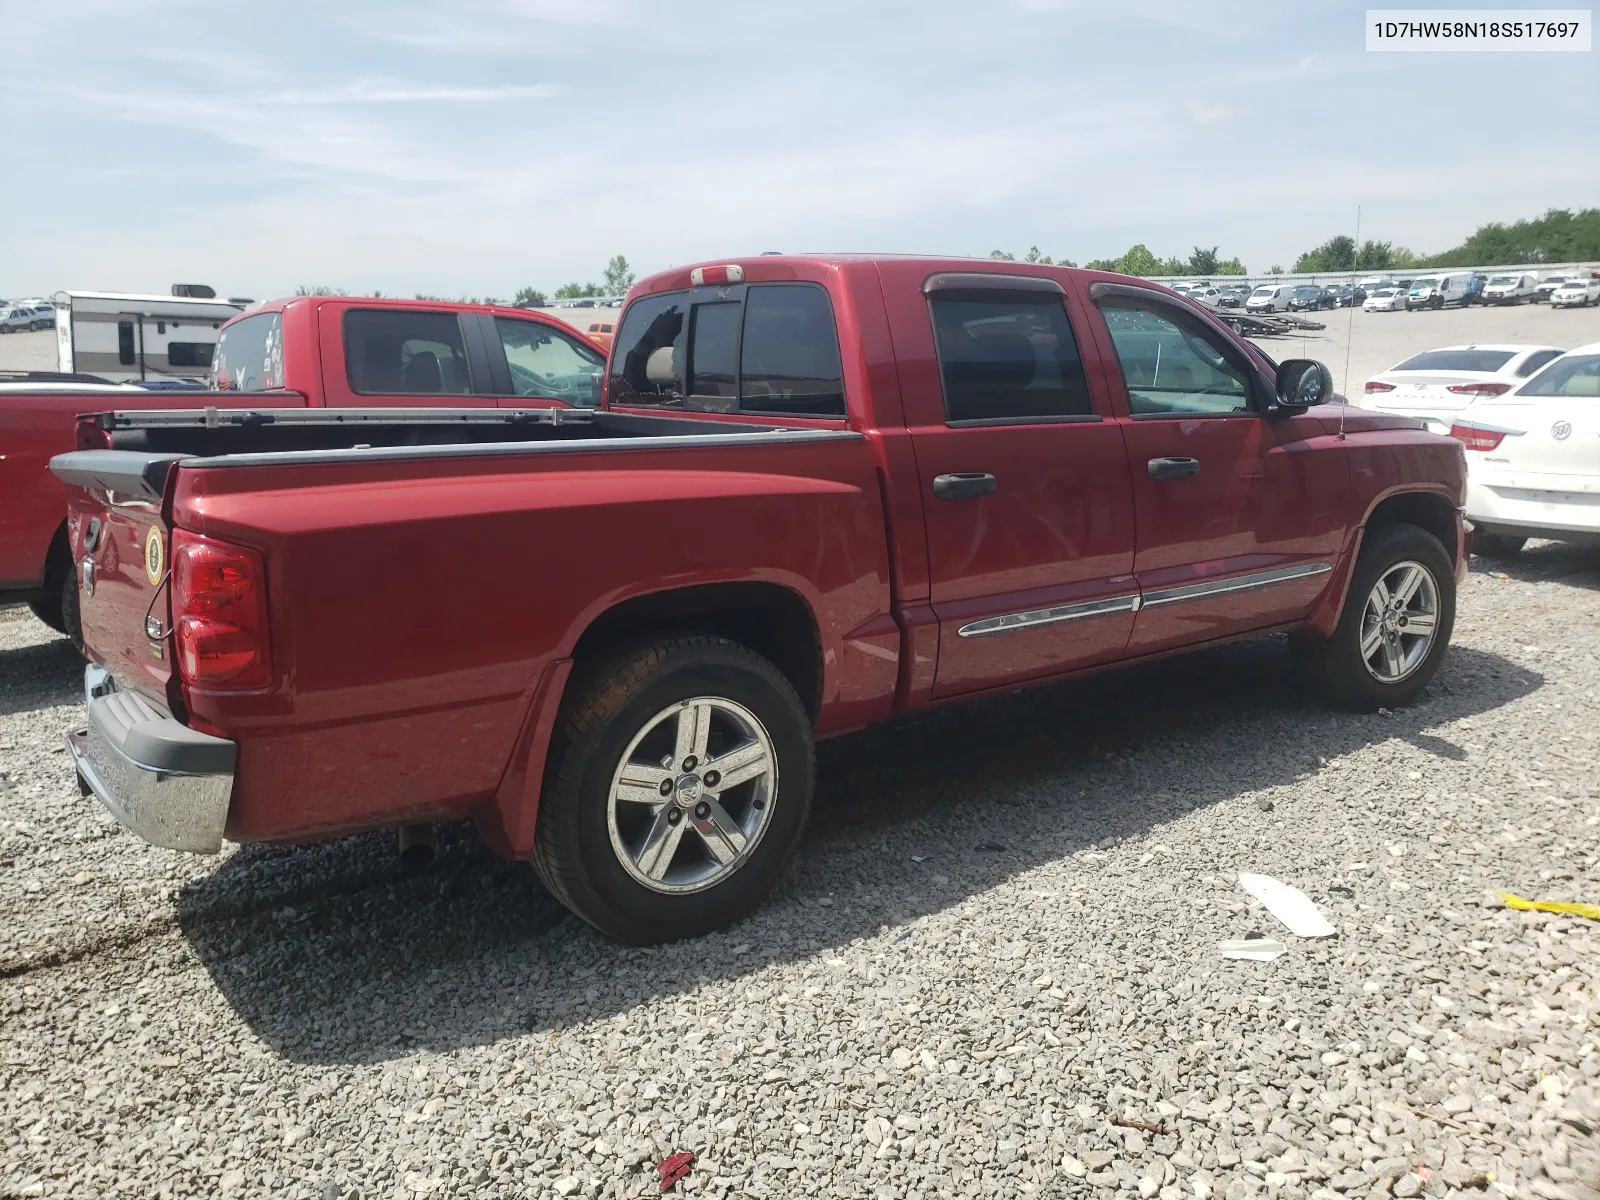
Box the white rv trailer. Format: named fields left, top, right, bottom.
left=52, top=290, right=248, bottom=383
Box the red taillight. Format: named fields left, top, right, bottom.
left=1446, top=382, right=1512, bottom=395
left=689, top=264, right=746, bottom=287
left=1449, top=424, right=1506, bottom=452
left=172, top=531, right=272, bottom=689
left=1364, top=381, right=1396, bottom=393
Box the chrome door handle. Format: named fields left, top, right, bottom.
left=1147, top=457, right=1200, bottom=480
left=932, top=472, right=997, bottom=500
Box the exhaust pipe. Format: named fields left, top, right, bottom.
left=397, top=823, right=436, bottom=869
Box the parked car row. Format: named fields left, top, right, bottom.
left=0, top=300, right=55, bottom=332
left=1354, top=270, right=1599, bottom=312
left=1176, top=270, right=1595, bottom=315
left=1359, top=339, right=1599, bottom=555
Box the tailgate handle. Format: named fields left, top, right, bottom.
left=932, top=472, right=997, bottom=500
left=1147, top=457, right=1200, bottom=480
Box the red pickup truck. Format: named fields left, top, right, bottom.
left=2, top=297, right=604, bottom=639
left=53, top=256, right=1467, bottom=944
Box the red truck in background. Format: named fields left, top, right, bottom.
left=53, top=256, right=1468, bottom=944
left=1, top=298, right=605, bottom=639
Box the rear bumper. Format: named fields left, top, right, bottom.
left=1467, top=477, right=1600, bottom=544
left=66, top=665, right=236, bottom=853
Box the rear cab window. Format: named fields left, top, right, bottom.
left=213, top=312, right=284, bottom=390
left=608, top=283, right=846, bottom=419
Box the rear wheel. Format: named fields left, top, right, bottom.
left=1473, top=532, right=1526, bottom=558
left=533, top=635, right=814, bottom=944
left=1292, top=522, right=1455, bottom=711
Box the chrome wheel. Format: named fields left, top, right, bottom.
left=1359, top=560, right=1439, bottom=683
left=606, top=696, right=778, bottom=895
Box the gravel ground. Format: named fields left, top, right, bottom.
left=1, top=546, right=1598, bottom=1200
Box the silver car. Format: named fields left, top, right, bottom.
left=0, top=306, right=44, bottom=333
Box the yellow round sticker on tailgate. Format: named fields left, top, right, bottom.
left=144, top=525, right=165, bottom=586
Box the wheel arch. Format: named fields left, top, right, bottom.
left=1306, top=487, right=1463, bottom=637
left=478, top=579, right=826, bottom=862
left=568, top=580, right=825, bottom=721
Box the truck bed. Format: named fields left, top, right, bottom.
left=80, top=405, right=821, bottom=459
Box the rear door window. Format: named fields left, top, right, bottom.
left=494, top=317, right=605, bottom=405
left=344, top=309, right=473, bottom=395
left=212, top=312, right=283, bottom=390
left=928, top=291, right=1093, bottom=423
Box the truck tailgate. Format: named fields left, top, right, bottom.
left=51, top=450, right=185, bottom=699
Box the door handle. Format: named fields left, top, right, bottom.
left=932, top=472, right=997, bottom=500
left=1147, top=457, right=1200, bottom=481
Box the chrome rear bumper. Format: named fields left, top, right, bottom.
left=66, top=666, right=235, bottom=853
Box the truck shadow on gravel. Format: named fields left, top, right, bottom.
left=0, top=632, right=82, bottom=718
left=175, top=637, right=1542, bottom=1066
left=1471, top=540, right=1600, bottom=591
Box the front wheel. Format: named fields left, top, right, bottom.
left=1292, top=523, right=1455, bottom=711
left=534, top=635, right=814, bottom=944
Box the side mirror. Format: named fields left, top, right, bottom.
left=1275, top=359, right=1333, bottom=409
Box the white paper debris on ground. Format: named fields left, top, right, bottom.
left=1218, top=937, right=1287, bottom=961
left=1237, top=873, right=1336, bottom=938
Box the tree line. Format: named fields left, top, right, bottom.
left=987, top=245, right=1247, bottom=277
left=1293, top=208, right=1600, bottom=273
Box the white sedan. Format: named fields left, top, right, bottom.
left=1359, top=343, right=1566, bottom=432
left=1362, top=287, right=1407, bottom=312
left=1450, top=343, right=1600, bottom=554
left=1550, top=278, right=1600, bottom=308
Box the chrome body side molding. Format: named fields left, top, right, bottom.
left=955, top=562, right=1333, bottom=639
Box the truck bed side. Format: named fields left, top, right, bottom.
left=163, top=433, right=896, bottom=845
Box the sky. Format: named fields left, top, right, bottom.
left=1, top=0, right=1595, bottom=300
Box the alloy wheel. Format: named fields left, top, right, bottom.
left=606, top=696, right=778, bottom=894
left=1359, top=560, right=1440, bottom=683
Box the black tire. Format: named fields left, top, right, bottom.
left=1473, top=532, right=1526, bottom=558
left=1292, top=522, right=1456, bottom=712
left=533, top=634, right=814, bottom=944
left=61, top=571, right=83, bottom=654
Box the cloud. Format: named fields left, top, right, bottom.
left=0, top=0, right=1595, bottom=297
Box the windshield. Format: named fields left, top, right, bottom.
left=1544, top=277, right=1569, bottom=286
left=1518, top=354, right=1598, bottom=397
left=1410, top=278, right=1440, bottom=291
left=1375, top=288, right=1399, bottom=297
left=1488, top=276, right=1515, bottom=285
left=1292, top=287, right=1319, bottom=297
left=1393, top=349, right=1515, bottom=372
left=1250, top=286, right=1274, bottom=297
